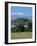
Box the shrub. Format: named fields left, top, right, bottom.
left=27, top=26, right=32, bottom=32
left=17, top=25, right=25, bottom=32
left=11, top=28, right=16, bottom=32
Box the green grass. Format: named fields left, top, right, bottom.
left=11, top=32, right=32, bottom=39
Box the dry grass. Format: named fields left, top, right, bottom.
left=11, top=32, right=32, bottom=39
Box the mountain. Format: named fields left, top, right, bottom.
left=11, top=15, right=32, bottom=20
left=11, top=18, right=32, bottom=25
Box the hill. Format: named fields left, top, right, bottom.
left=11, top=18, right=32, bottom=25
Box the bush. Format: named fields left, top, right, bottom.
left=11, top=28, right=16, bottom=32
left=17, top=25, right=25, bottom=32
left=27, top=26, right=32, bottom=32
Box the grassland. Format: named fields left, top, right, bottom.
left=11, top=32, right=32, bottom=39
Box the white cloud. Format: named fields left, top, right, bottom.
left=12, top=12, right=24, bottom=16
left=16, top=12, right=24, bottom=16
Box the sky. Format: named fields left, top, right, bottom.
left=11, top=6, right=32, bottom=20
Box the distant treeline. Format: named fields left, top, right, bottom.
left=11, top=25, right=32, bottom=32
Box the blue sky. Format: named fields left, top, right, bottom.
left=11, top=6, right=32, bottom=20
